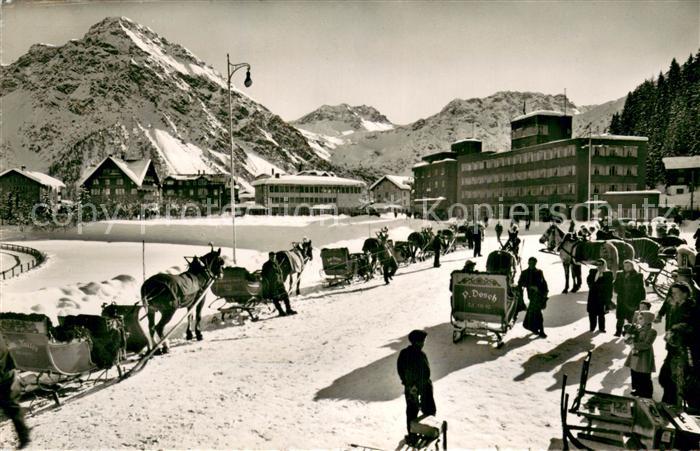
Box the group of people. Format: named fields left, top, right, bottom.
left=584, top=254, right=699, bottom=408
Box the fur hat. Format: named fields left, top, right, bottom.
left=408, top=329, right=428, bottom=344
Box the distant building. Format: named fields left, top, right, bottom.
left=662, top=155, right=700, bottom=195
left=411, top=151, right=458, bottom=219
left=0, top=166, right=65, bottom=220
left=162, top=172, right=231, bottom=212
left=600, top=190, right=661, bottom=219
left=412, top=111, right=649, bottom=220
left=80, top=156, right=161, bottom=208
left=369, top=175, right=413, bottom=211
left=251, top=170, right=366, bottom=215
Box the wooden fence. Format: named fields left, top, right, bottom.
left=0, top=243, right=46, bottom=280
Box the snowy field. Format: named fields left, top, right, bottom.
left=0, top=218, right=696, bottom=449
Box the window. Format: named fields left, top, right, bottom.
left=94, top=179, right=99, bottom=185
left=91, top=188, right=100, bottom=195
left=115, top=188, right=125, bottom=195
left=105, top=179, right=111, bottom=186
left=117, top=178, right=124, bottom=186
left=131, top=188, right=137, bottom=195
left=104, top=188, right=111, bottom=195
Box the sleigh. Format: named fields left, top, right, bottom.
left=0, top=312, right=127, bottom=404
left=450, top=251, right=521, bottom=348
left=560, top=351, right=700, bottom=450
left=320, top=247, right=359, bottom=286
left=211, top=266, right=265, bottom=321
left=392, top=241, right=413, bottom=267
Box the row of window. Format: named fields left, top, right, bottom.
left=460, top=145, right=578, bottom=172
left=592, top=165, right=638, bottom=177
left=461, top=183, right=577, bottom=199
left=414, top=180, right=447, bottom=190
left=592, top=183, right=639, bottom=194
left=91, top=188, right=136, bottom=195
left=268, top=197, right=337, bottom=204
left=164, top=189, right=219, bottom=196
left=93, top=178, right=125, bottom=186
left=164, top=179, right=215, bottom=186
left=592, top=145, right=638, bottom=158
left=267, top=185, right=362, bottom=194
left=461, top=165, right=577, bottom=186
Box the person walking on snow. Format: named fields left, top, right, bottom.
left=261, top=251, right=297, bottom=317
left=473, top=221, right=484, bottom=257
left=518, top=256, right=549, bottom=338
left=397, top=330, right=436, bottom=446
left=613, top=260, right=645, bottom=337
left=495, top=221, right=504, bottom=244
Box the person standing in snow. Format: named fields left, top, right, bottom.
left=0, top=335, right=30, bottom=449
left=473, top=222, right=484, bottom=257
left=261, top=251, right=296, bottom=316
left=431, top=235, right=442, bottom=268
left=586, top=259, right=613, bottom=333
left=613, top=260, right=645, bottom=337
left=518, top=256, right=549, bottom=338
left=623, top=309, right=657, bottom=398
left=397, top=330, right=435, bottom=446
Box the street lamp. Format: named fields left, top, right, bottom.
left=226, top=54, right=252, bottom=265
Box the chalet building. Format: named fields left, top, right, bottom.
left=162, top=172, right=232, bottom=212
left=412, top=111, right=648, bottom=220
left=80, top=156, right=161, bottom=209
left=252, top=170, right=366, bottom=215
left=369, top=175, right=413, bottom=211
left=411, top=152, right=458, bottom=219
left=0, top=167, right=65, bottom=220
left=662, top=155, right=700, bottom=195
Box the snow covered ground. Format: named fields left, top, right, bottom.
left=0, top=219, right=695, bottom=449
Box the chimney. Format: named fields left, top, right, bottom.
left=20, top=165, right=26, bottom=171
left=271, top=168, right=275, bottom=176
left=275, top=173, right=280, bottom=179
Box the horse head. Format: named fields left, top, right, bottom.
left=539, top=224, right=555, bottom=244
left=196, top=247, right=225, bottom=279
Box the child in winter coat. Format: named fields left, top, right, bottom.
left=624, top=308, right=657, bottom=398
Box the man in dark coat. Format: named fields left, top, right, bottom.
left=473, top=222, right=484, bottom=257
left=397, top=329, right=435, bottom=445
left=261, top=251, right=296, bottom=316
left=586, top=259, right=613, bottom=333
left=431, top=235, right=442, bottom=268
left=518, top=257, right=549, bottom=338
left=613, top=260, right=645, bottom=336
left=1, top=335, right=31, bottom=449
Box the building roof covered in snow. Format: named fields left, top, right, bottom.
left=251, top=173, right=366, bottom=187
left=512, top=110, right=568, bottom=122
left=0, top=168, right=65, bottom=190
left=80, top=156, right=158, bottom=187
left=369, top=175, right=413, bottom=191
left=662, top=155, right=700, bottom=170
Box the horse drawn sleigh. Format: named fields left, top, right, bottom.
left=450, top=250, right=522, bottom=348
left=0, top=246, right=225, bottom=412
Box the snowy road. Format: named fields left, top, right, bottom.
left=1, top=227, right=681, bottom=449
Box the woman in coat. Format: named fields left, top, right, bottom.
left=624, top=310, right=657, bottom=398
left=613, top=260, right=646, bottom=337
left=586, top=259, right=613, bottom=333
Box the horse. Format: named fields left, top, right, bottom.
left=407, top=227, right=434, bottom=263
left=362, top=228, right=390, bottom=272
left=141, top=246, right=225, bottom=353
left=275, top=240, right=313, bottom=296
left=540, top=224, right=630, bottom=294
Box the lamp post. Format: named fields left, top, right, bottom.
left=226, top=54, right=252, bottom=265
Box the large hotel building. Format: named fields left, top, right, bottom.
left=412, top=111, right=648, bottom=219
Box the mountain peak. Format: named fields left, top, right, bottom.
left=292, top=103, right=393, bottom=136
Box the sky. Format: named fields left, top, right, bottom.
left=1, top=1, right=699, bottom=124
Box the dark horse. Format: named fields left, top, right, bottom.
left=406, top=227, right=434, bottom=263
left=362, top=228, right=389, bottom=272
left=141, top=246, right=225, bottom=353
left=275, top=240, right=313, bottom=296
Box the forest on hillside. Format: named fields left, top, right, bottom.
left=610, top=50, right=700, bottom=187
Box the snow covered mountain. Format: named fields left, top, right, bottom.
left=0, top=16, right=343, bottom=188
left=294, top=92, right=625, bottom=176
left=292, top=104, right=394, bottom=136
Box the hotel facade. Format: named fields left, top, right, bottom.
left=412, top=111, right=648, bottom=219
